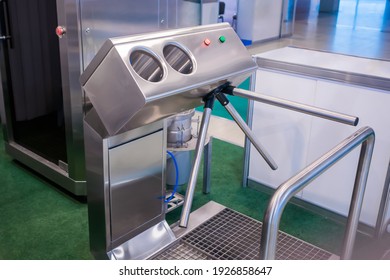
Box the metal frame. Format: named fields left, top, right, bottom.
left=56, top=0, right=86, bottom=193
left=260, top=126, right=375, bottom=260
left=375, top=161, right=390, bottom=238
left=0, top=0, right=86, bottom=195
left=180, top=106, right=213, bottom=227
left=242, top=71, right=257, bottom=188
left=202, top=137, right=213, bottom=194
left=256, top=55, right=390, bottom=92
left=279, top=0, right=297, bottom=38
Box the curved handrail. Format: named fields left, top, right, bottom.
left=260, top=126, right=375, bottom=260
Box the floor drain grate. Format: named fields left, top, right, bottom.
left=153, top=208, right=333, bottom=260
left=152, top=241, right=214, bottom=260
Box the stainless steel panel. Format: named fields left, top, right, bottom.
left=80, top=0, right=160, bottom=69
left=84, top=115, right=111, bottom=259
left=84, top=113, right=168, bottom=258
left=109, top=130, right=164, bottom=243
left=79, top=0, right=201, bottom=69
left=5, top=142, right=86, bottom=195
left=176, top=0, right=202, bottom=28
left=111, top=221, right=175, bottom=260
left=81, top=23, right=257, bottom=136
left=280, top=0, right=296, bottom=37
left=57, top=0, right=86, bottom=183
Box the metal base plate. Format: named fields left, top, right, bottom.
left=165, top=193, right=184, bottom=213
left=111, top=221, right=176, bottom=260
left=152, top=202, right=335, bottom=260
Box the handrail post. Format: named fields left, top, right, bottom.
left=341, top=135, right=375, bottom=259
left=259, top=127, right=375, bottom=260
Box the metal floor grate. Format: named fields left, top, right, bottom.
left=153, top=241, right=214, bottom=260
left=153, top=208, right=333, bottom=260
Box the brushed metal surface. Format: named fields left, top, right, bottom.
left=79, top=0, right=201, bottom=69
left=80, top=0, right=160, bottom=68
left=84, top=113, right=167, bottom=259
left=109, top=130, right=164, bottom=244
left=111, top=221, right=175, bottom=260
left=81, top=23, right=257, bottom=136
left=167, top=109, right=194, bottom=145
left=57, top=0, right=86, bottom=183
left=5, top=141, right=86, bottom=195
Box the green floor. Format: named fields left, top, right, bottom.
left=0, top=125, right=358, bottom=260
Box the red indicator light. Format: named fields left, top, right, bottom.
left=56, top=26, right=66, bottom=38
left=204, top=38, right=211, bottom=46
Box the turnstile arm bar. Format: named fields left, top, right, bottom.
left=179, top=106, right=213, bottom=228
left=232, top=88, right=359, bottom=126
left=259, top=126, right=375, bottom=260
left=223, top=102, right=278, bottom=170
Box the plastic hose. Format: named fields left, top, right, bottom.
left=165, top=150, right=179, bottom=203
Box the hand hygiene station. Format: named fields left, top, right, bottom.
left=80, top=23, right=375, bottom=260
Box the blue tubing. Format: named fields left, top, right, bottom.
left=165, top=150, right=179, bottom=203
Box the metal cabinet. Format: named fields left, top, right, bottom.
left=0, top=0, right=201, bottom=195
left=236, top=0, right=296, bottom=44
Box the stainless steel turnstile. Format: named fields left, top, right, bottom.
left=81, top=23, right=373, bottom=260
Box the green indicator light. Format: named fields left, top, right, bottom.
left=219, top=36, right=226, bottom=43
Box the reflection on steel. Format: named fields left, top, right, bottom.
left=180, top=107, right=213, bottom=228
left=167, top=110, right=195, bottom=147
left=260, top=126, right=375, bottom=260
left=233, top=88, right=359, bottom=126
left=81, top=23, right=257, bottom=136
left=224, top=102, right=278, bottom=170
left=130, top=50, right=164, bottom=82
left=163, top=44, right=194, bottom=74
left=375, top=161, right=390, bottom=239
left=203, top=138, right=213, bottom=194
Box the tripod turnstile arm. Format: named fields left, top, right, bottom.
left=231, top=88, right=359, bottom=127
left=179, top=97, right=214, bottom=228
left=215, top=92, right=278, bottom=170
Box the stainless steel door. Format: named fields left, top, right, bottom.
left=280, top=0, right=297, bottom=37
left=109, top=130, right=164, bottom=246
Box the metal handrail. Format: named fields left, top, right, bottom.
left=259, top=126, right=375, bottom=260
